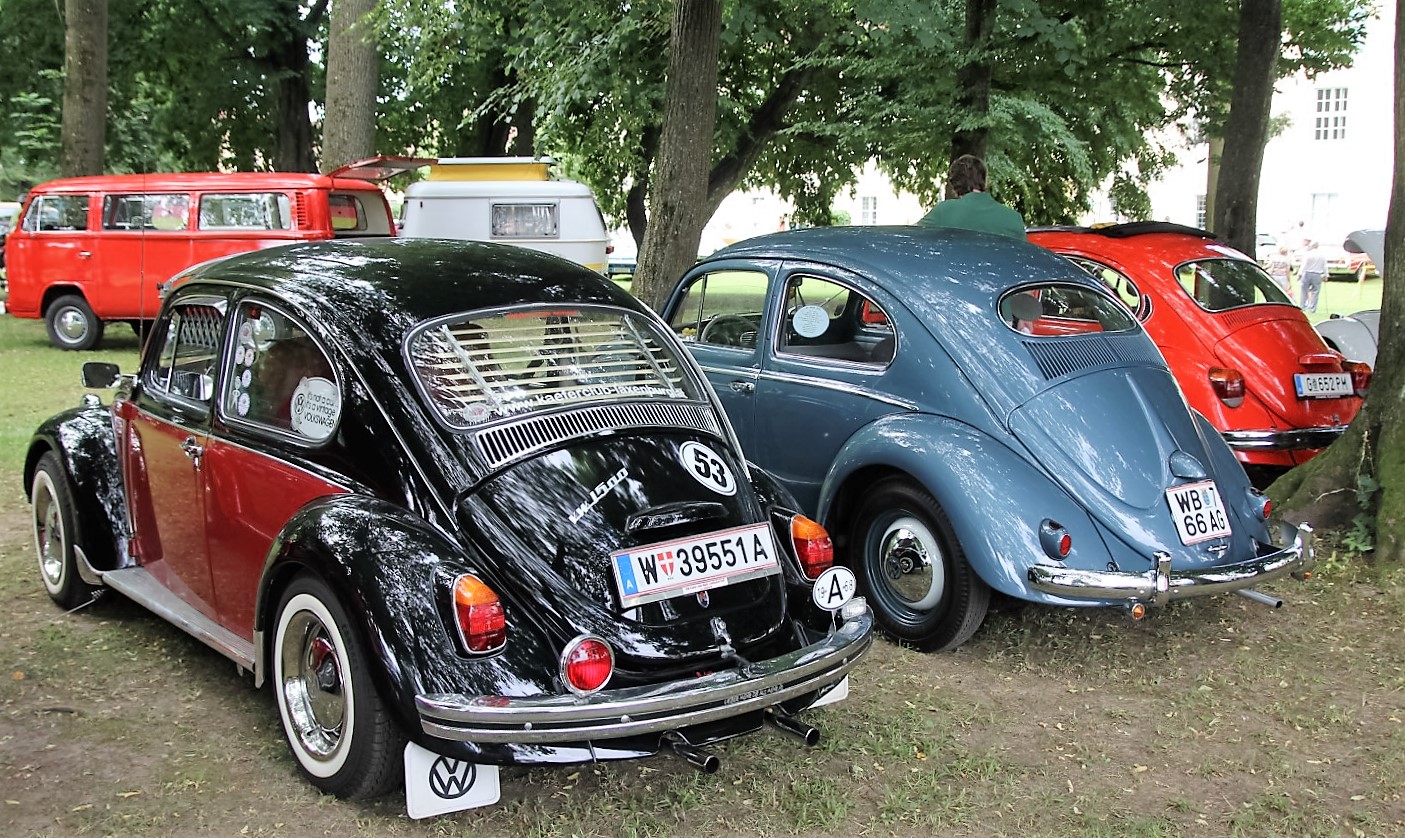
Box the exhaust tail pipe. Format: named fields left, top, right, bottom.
left=764, top=709, right=821, bottom=747
left=661, top=732, right=720, bottom=774
left=1237, top=588, right=1284, bottom=608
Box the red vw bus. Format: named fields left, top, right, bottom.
left=5, top=158, right=423, bottom=349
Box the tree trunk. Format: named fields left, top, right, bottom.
left=1272, top=0, right=1405, bottom=562
left=950, top=0, right=996, bottom=172
left=270, top=0, right=321, bottom=173
left=631, top=0, right=722, bottom=311
left=1204, top=136, right=1223, bottom=231
left=322, top=0, right=378, bottom=171
left=1212, top=0, right=1279, bottom=255
left=60, top=0, right=107, bottom=177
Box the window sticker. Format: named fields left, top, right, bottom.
left=791, top=305, right=829, bottom=338
left=679, top=441, right=736, bottom=496
left=289, top=377, right=340, bottom=440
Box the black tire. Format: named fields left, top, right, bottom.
left=44, top=294, right=105, bottom=351
left=31, top=452, right=99, bottom=610
left=849, top=479, right=989, bottom=652
left=272, top=574, right=405, bottom=799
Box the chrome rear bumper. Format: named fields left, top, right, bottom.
left=1223, top=426, right=1347, bottom=451
left=416, top=602, right=872, bottom=744
left=1027, top=521, right=1313, bottom=605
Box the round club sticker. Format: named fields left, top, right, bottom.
left=679, top=441, right=736, bottom=496
left=289, top=376, right=341, bottom=441
left=811, top=566, right=857, bottom=612
left=791, top=305, right=830, bottom=338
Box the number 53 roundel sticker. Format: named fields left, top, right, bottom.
left=680, top=441, right=736, bottom=496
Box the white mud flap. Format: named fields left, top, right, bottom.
left=404, top=741, right=500, bottom=819
left=808, top=675, right=850, bottom=709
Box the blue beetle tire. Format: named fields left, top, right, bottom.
left=272, top=574, right=406, bottom=800
left=849, top=479, right=989, bottom=652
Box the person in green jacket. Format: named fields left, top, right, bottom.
left=917, top=155, right=1027, bottom=240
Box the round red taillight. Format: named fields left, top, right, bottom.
left=1058, top=533, right=1072, bottom=557
left=1261, top=498, right=1273, bottom=519
left=561, top=636, right=614, bottom=695
left=1208, top=367, right=1245, bottom=408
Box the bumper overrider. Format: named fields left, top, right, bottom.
left=1027, top=520, right=1313, bottom=605
left=416, top=602, right=873, bottom=744
left=1223, top=426, right=1347, bottom=452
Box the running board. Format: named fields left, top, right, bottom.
left=101, top=567, right=256, bottom=671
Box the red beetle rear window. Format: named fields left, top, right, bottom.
left=1174, top=258, right=1292, bottom=311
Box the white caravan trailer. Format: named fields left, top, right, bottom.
left=398, top=157, right=610, bottom=273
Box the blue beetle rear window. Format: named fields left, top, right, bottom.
left=409, top=305, right=704, bottom=428
left=998, top=284, right=1137, bottom=336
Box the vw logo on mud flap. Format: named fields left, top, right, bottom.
left=428, top=757, right=477, bottom=800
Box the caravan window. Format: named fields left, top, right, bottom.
left=491, top=203, right=559, bottom=238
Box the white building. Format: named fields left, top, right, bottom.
left=1145, top=0, right=1394, bottom=245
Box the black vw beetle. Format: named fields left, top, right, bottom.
left=25, top=239, right=871, bottom=816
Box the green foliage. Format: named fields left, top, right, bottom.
left=1344, top=472, right=1381, bottom=553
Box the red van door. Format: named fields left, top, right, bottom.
left=4, top=192, right=97, bottom=325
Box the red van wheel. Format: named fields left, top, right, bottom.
left=45, top=295, right=105, bottom=351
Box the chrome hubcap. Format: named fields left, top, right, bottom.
left=878, top=516, right=944, bottom=609
left=280, top=611, right=346, bottom=761
left=33, top=480, right=65, bottom=588
left=57, top=309, right=88, bottom=341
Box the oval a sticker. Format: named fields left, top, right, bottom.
left=811, top=566, right=857, bottom=612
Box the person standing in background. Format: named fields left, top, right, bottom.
left=1298, top=240, right=1327, bottom=313
left=918, top=155, right=1027, bottom=240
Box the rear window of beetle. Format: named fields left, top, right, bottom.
left=408, top=306, right=705, bottom=428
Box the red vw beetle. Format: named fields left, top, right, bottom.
left=1029, top=223, right=1370, bottom=475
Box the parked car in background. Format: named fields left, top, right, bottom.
left=1255, top=232, right=1277, bottom=264
left=26, top=238, right=870, bottom=817
left=1320, top=242, right=1377, bottom=281
left=1317, top=309, right=1380, bottom=367
left=4, top=158, right=422, bottom=350
left=662, top=226, right=1313, bottom=652
left=1029, top=223, right=1369, bottom=474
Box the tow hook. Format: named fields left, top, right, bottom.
left=764, top=709, right=821, bottom=746
left=662, top=731, right=720, bottom=774
left=1236, top=588, right=1284, bottom=608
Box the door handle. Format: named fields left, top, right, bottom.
left=729, top=380, right=755, bottom=394
left=180, top=436, right=204, bottom=467
left=78, top=250, right=92, bottom=259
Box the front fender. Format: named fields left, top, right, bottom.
left=25, top=405, right=127, bottom=574
left=818, top=413, right=1112, bottom=604
left=256, top=495, right=560, bottom=761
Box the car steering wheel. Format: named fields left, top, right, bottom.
left=700, top=314, right=754, bottom=347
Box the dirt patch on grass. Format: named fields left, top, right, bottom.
left=2, top=477, right=1403, bottom=837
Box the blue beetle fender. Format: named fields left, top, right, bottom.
left=255, top=494, right=560, bottom=759
left=817, top=413, right=1114, bottom=604
left=24, top=406, right=127, bottom=574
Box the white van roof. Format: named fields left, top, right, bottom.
left=405, top=180, right=596, bottom=199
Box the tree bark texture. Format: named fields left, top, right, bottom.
left=1212, top=0, right=1279, bottom=254
left=1272, top=0, right=1405, bottom=562
left=322, top=0, right=378, bottom=171
left=950, top=0, right=996, bottom=173
left=632, top=0, right=722, bottom=311
left=60, top=0, right=107, bottom=177
left=271, top=0, right=321, bottom=172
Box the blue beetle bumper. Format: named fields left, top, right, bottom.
left=1026, top=521, right=1313, bottom=605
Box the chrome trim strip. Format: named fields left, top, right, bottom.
left=1222, top=426, right=1348, bottom=451
left=732, top=368, right=919, bottom=411
left=1027, top=521, right=1314, bottom=603
left=100, top=566, right=256, bottom=669
left=416, top=606, right=872, bottom=744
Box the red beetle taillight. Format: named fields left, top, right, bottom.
left=1341, top=360, right=1372, bottom=396
left=1039, top=519, right=1072, bottom=560
left=560, top=635, right=614, bottom=695
left=791, top=515, right=834, bottom=580
left=1208, top=367, right=1245, bottom=408
left=453, top=574, right=506, bottom=654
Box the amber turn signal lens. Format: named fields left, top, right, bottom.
left=790, top=515, right=834, bottom=580
left=453, top=574, right=506, bottom=654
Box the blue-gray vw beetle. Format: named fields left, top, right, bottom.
left=661, top=226, right=1314, bottom=651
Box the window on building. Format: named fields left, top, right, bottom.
left=860, top=196, right=878, bottom=225
left=1195, top=195, right=1207, bottom=229
left=1314, top=87, right=1348, bottom=140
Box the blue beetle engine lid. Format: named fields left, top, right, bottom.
left=407, top=304, right=706, bottom=429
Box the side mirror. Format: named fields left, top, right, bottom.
left=81, top=362, right=122, bottom=389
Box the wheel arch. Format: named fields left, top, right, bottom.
left=24, top=407, right=127, bottom=575
left=816, top=413, right=1108, bottom=602
left=40, top=283, right=89, bottom=315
